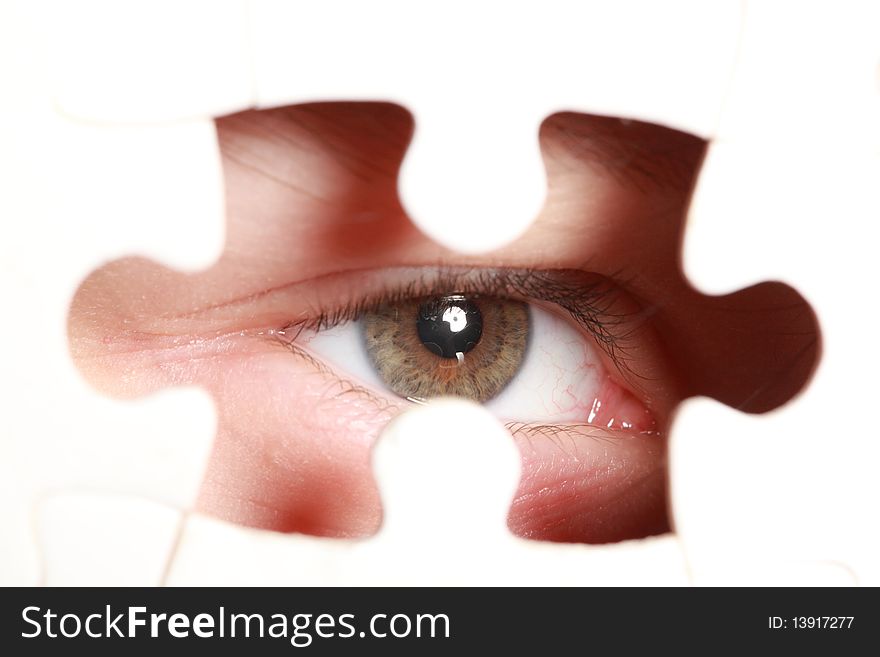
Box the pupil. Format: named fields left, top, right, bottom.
left=416, top=295, right=483, bottom=359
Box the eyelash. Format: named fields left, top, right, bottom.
left=273, top=267, right=637, bottom=371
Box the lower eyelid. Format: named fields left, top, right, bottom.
left=295, top=324, right=389, bottom=395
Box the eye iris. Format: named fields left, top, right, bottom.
left=416, top=295, right=483, bottom=359
left=362, top=295, right=529, bottom=403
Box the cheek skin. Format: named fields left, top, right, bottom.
left=77, top=328, right=667, bottom=543
left=190, top=350, right=399, bottom=537
left=199, top=346, right=669, bottom=543
left=200, top=349, right=668, bottom=542
left=73, top=325, right=669, bottom=543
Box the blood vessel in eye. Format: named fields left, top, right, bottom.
left=416, top=295, right=483, bottom=359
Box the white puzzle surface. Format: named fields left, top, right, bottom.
left=1, top=0, right=878, bottom=586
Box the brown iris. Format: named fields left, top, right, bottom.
left=362, top=295, right=529, bottom=402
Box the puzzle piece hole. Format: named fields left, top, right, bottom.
left=66, top=103, right=820, bottom=550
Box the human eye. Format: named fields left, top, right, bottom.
left=66, top=103, right=819, bottom=548
left=286, top=267, right=655, bottom=430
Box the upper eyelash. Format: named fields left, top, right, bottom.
left=276, top=266, right=639, bottom=371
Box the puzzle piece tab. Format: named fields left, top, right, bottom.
left=249, top=0, right=743, bottom=253
left=166, top=400, right=691, bottom=586
left=4, top=0, right=876, bottom=588
left=676, top=114, right=880, bottom=584
left=0, top=8, right=220, bottom=585
left=40, top=0, right=744, bottom=254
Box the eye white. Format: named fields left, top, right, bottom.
left=298, top=322, right=386, bottom=392
left=301, top=303, right=605, bottom=422
left=484, top=305, right=604, bottom=422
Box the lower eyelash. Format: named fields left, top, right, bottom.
left=506, top=422, right=661, bottom=445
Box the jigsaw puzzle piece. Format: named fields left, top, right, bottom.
left=164, top=513, right=344, bottom=586
left=166, top=399, right=519, bottom=585
left=0, top=458, right=41, bottom=586
left=43, top=0, right=253, bottom=122
left=38, top=491, right=183, bottom=586
left=0, top=12, right=222, bottom=585
left=11, top=0, right=872, bottom=588
left=674, top=107, right=880, bottom=582
left=37, top=0, right=744, bottom=255
left=42, top=118, right=227, bottom=275
left=250, top=0, right=742, bottom=253
left=684, top=142, right=880, bottom=295
left=373, top=401, right=688, bottom=585
left=167, top=401, right=691, bottom=586
left=715, top=0, right=880, bottom=146
left=2, top=112, right=223, bottom=503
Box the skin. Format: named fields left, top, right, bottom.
left=68, top=104, right=820, bottom=544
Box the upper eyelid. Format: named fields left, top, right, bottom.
left=275, top=265, right=644, bottom=370
left=80, top=265, right=647, bottom=377
left=281, top=266, right=616, bottom=325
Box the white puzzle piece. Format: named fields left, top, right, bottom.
left=38, top=492, right=183, bottom=586
left=250, top=0, right=742, bottom=253
left=166, top=400, right=690, bottom=586
left=1, top=0, right=875, bottom=587
left=0, top=2, right=219, bottom=586
left=676, top=143, right=880, bottom=580
left=683, top=556, right=857, bottom=588
left=715, top=0, right=880, bottom=147
left=46, top=0, right=254, bottom=122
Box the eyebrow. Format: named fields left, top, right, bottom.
left=541, top=112, right=707, bottom=194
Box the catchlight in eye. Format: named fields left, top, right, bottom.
left=363, top=294, right=529, bottom=403
left=416, top=295, right=483, bottom=361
